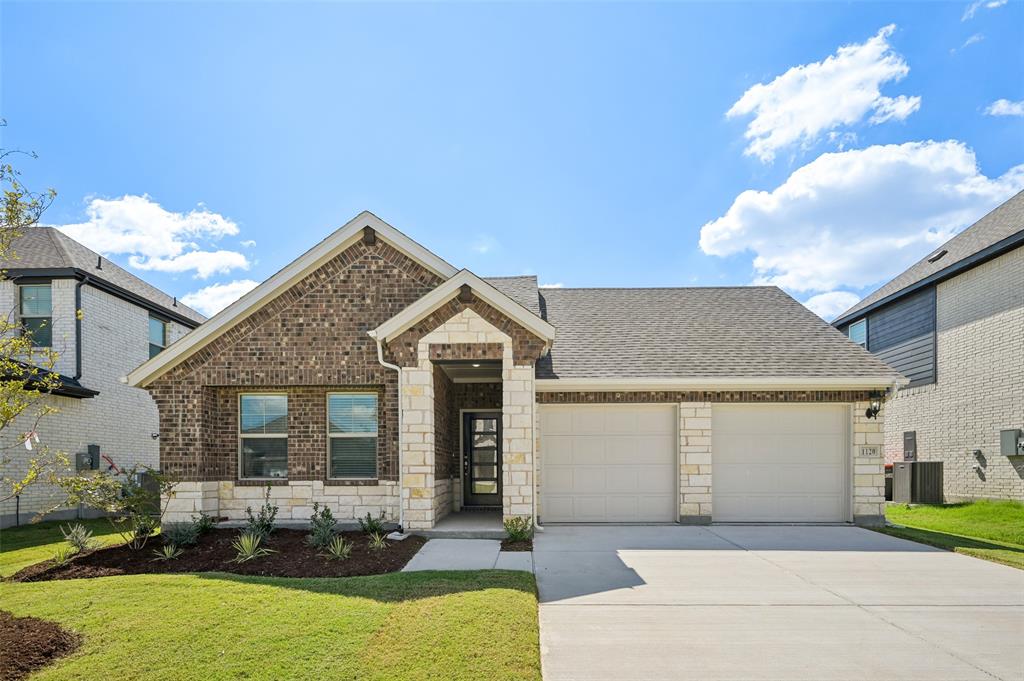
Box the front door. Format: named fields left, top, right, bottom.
left=463, top=412, right=501, bottom=508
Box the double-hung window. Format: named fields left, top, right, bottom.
left=239, top=394, right=288, bottom=479
left=19, top=284, right=52, bottom=347
left=327, top=393, right=378, bottom=479
left=148, top=315, right=168, bottom=358
left=848, top=319, right=867, bottom=348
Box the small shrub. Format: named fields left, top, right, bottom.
left=191, top=512, right=216, bottom=535
left=231, top=531, right=275, bottom=563
left=162, top=522, right=200, bottom=547
left=367, top=531, right=388, bottom=551
left=358, top=511, right=387, bottom=535
left=321, top=535, right=352, bottom=560
left=306, top=502, right=338, bottom=549
left=245, top=485, right=278, bottom=538
left=60, top=523, right=100, bottom=552
left=152, top=544, right=183, bottom=561
left=51, top=544, right=78, bottom=567
left=503, top=516, right=533, bottom=542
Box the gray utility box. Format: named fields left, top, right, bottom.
left=892, top=461, right=943, bottom=504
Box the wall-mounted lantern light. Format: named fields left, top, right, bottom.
left=865, top=391, right=883, bottom=420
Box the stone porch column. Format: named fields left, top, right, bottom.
left=853, top=401, right=886, bottom=526
left=400, top=364, right=436, bottom=530
left=502, top=361, right=535, bottom=521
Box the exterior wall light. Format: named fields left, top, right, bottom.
left=865, top=391, right=883, bottom=420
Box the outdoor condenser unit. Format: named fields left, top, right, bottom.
left=891, top=461, right=943, bottom=504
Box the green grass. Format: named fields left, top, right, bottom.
left=882, top=500, right=1024, bottom=570
left=0, top=518, right=130, bottom=577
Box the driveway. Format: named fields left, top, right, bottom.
left=535, top=525, right=1024, bottom=681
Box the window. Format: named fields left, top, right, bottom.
left=327, top=393, right=378, bottom=479
left=848, top=319, right=867, bottom=348
left=19, top=284, right=52, bottom=347
left=148, top=315, right=168, bottom=359
left=239, top=394, right=288, bottom=479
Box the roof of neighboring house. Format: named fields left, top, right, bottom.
left=0, top=227, right=206, bottom=326
left=833, top=190, right=1024, bottom=326
left=533, top=286, right=903, bottom=382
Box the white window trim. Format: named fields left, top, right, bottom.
left=19, top=283, right=53, bottom=348
left=238, top=392, right=289, bottom=481
left=326, top=391, right=379, bottom=481
left=849, top=319, right=868, bottom=349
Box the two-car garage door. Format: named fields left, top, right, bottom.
left=540, top=403, right=850, bottom=524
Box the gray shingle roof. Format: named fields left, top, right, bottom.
left=483, top=275, right=542, bottom=316
left=1, top=227, right=206, bottom=324
left=534, top=286, right=903, bottom=381
left=836, top=190, right=1024, bottom=323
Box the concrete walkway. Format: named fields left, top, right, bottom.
left=536, top=525, right=1024, bottom=681
left=402, top=538, right=534, bottom=572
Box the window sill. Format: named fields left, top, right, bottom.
left=236, top=479, right=289, bottom=486
left=325, top=479, right=380, bottom=487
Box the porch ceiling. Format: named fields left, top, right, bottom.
left=437, top=360, right=502, bottom=383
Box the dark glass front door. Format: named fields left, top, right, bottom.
left=463, top=412, right=501, bottom=507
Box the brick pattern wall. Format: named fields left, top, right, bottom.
left=427, top=342, right=504, bottom=362
left=538, top=390, right=876, bottom=404
left=433, top=367, right=456, bottom=480
left=882, top=246, right=1024, bottom=500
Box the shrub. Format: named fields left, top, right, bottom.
left=152, top=544, right=183, bottom=561
left=367, top=531, right=388, bottom=551
left=245, top=485, right=278, bottom=538
left=51, top=544, right=77, bottom=567
left=60, top=523, right=99, bottom=552
left=306, top=502, right=337, bottom=549
left=162, top=522, right=200, bottom=547
left=191, top=512, right=216, bottom=535
left=358, top=511, right=386, bottom=535
left=503, top=516, right=533, bottom=542
left=321, top=535, right=352, bottom=560
left=231, top=531, right=275, bottom=563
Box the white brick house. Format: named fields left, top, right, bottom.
left=0, top=228, right=203, bottom=527
left=834, top=191, right=1024, bottom=501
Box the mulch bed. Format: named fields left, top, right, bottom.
left=8, top=529, right=426, bottom=583
left=0, top=611, right=81, bottom=681
left=501, top=538, right=533, bottom=552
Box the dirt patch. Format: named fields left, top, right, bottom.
left=0, top=611, right=81, bottom=680
left=501, top=538, right=533, bottom=552
left=9, top=529, right=426, bottom=583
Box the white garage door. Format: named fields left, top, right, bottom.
left=712, top=404, right=849, bottom=523
left=540, top=405, right=676, bottom=522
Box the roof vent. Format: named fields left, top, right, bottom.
left=927, top=249, right=948, bottom=264
left=362, top=226, right=377, bottom=245
left=96, top=255, right=103, bottom=269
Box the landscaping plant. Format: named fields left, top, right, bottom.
left=231, top=531, right=275, bottom=563
left=306, top=502, right=337, bottom=549
left=321, top=535, right=353, bottom=560
left=358, top=510, right=387, bottom=535
left=368, top=531, right=389, bottom=552
left=50, top=544, right=77, bottom=567
left=244, top=485, right=278, bottom=538
left=152, top=544, right=183, bottom=562
left=60, top=523, right=99, bottom=553
left=191, top=512, right=216, bottom=535
left=162, top=522, right=200, bottom=547
left=503, top=516, right=533, bottom=542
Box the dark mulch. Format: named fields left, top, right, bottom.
left=9, top=529, right=426, bottom=583
left=501, top=538, right=533, bottom=552
left=0, top=611, right=81, bottom=681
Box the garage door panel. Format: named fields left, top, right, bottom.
left=573, top=496, right=608, bottom=521
left=606, top=469, right=639, bottom=493
left=572, top=410, right=607, bottom=433
left=606, top=496, right=639, bottom=519
left=545, top=467, right=574, bottom=494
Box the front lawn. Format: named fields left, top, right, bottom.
left=881, top=500, right=1024, bottom=570
left=0, top=519, right=128, bottom=578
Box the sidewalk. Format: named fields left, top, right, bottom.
left=402, top=538, right=534, bottom=572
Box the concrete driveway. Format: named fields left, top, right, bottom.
left=535, top=525, right=1024, bottom=681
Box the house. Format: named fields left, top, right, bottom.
left=128, top=212, right=905, bottom=532
left=832, top=191, right=1024, bottom=502
left=0, top=228, right=205, bottom=527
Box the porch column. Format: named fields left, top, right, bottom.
left=401, top=364, right=436, bottom=530
left=502, top=358, right=535, bottom=522
left=853, top=401, right=886, bottom=526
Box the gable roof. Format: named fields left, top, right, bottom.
left=127, top=211, right=459, bottom=387
left=535, top=286, right=905, bottom=388
left=833, top=190, right=1024, bottom=326
left=1, top=227, right=206, bottom=326
left=483, top=276, right=542, bottom=316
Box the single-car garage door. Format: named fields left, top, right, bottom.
left=540, top=404, right=676, bottom=522
left=712, top=404, right=849, bottom=522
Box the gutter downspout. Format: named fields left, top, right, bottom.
left=73, top=275, right=90, bottom=379
left=532, top=389, right=543, bottom=534
left=369, top=330, right=404, bottom=533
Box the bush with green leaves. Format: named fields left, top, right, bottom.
left=191, top=512, right=216, bottom=535
left=51, top=544, right=77, bottom=567
left=162, top=522, right=200, bottom=547
left=152, top=544, right=183, bottom=561
left=306, top=502, right=337, bottom=549
left=358, top=510, right=387, bottom=535
left=503, top=516, right=533, bottom=542
left=367, top=531, right=389, bottom=551
left=60, top=522, right=99, bottom=553
left=245, top=485, right=278, bottom=538
left=321, top=535, right=352, bottom=560
left=231, top=531, right=275, bottom=563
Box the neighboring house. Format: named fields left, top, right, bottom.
left=833, top=191, right=1024, bottom=501
left=0, top=228, right=204, bottom=527
left=129, top=212, right=904, bottom=531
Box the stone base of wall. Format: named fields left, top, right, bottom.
left=853, top=514, right=885, bottom=527
left=679, top=515, right=711, bottom=525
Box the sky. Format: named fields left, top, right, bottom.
left=2, top=1, right=1022, bottom=320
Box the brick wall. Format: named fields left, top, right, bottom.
left=537, top=390, right=875, bottom=404
left=433, top=366, right=456, bottom=479
left=883, top=246, right=1024, bottom=500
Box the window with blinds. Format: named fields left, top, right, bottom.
left=328, top=393, right=378, bottom=479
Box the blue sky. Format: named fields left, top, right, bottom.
left=2, top=1, right=1022, bottom=319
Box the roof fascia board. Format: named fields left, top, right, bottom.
left=535, top=376, right=908, bottom=392
left=832, top=230, right=1024, bottom=327
left=373, top=269, right=555, bottom=343
left=128, top=212, right=459, bottom=387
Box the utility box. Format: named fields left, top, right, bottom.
left=76, top=445, right=100, bottom=471
left=892, top=461, right=943, bottom=504
left=1000, top=429, right=1023, bottom=456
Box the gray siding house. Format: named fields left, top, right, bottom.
left=0, top=228, right=204, bottom=527
left=833, top=191, right=1024, bottom=501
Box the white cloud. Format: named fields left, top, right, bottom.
left=726, top=25, right=919, bottom=163
left=180, top=279, right=260, bottom=316
left=803, top=291, right=862, bottom=321
left=539, top=282, right=564, bottom=289
left=240, top=239, right=257, bottom=248
left=984, top=99, right=1024, bottom=117
left=57, top=194, right=248, bottom=278
left=700, top=140, right=1024, bottom=294
left=471, top=235, right=498, bottom=254
left=963, top=0, right=1007, bottom=21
